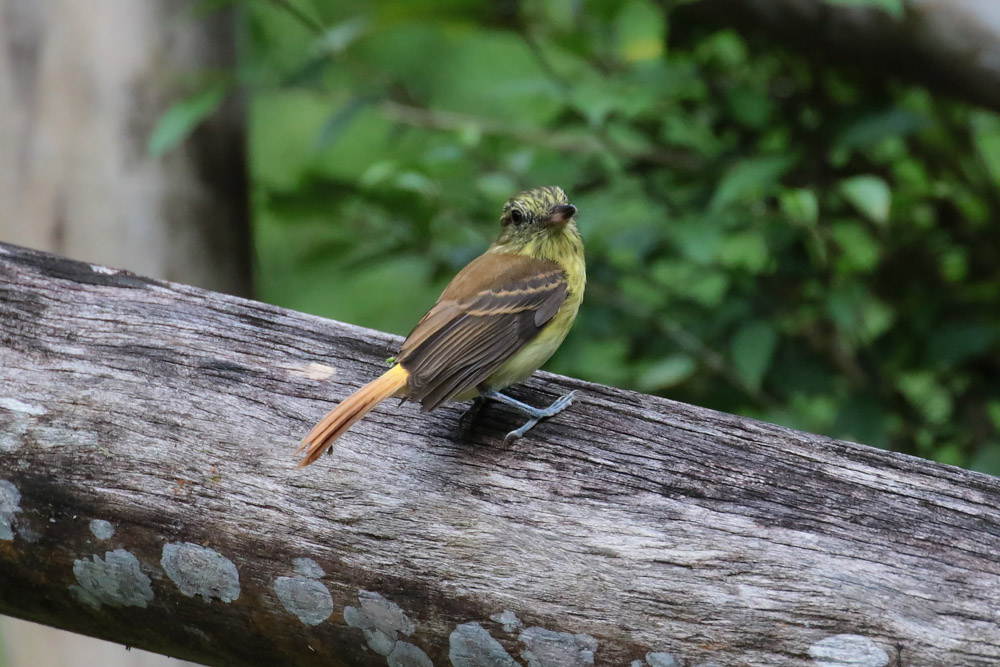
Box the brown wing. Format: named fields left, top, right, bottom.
left=397, top=252, right=567, bottom=410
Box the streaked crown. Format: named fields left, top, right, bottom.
left=501, top=186, right=571, bottom=226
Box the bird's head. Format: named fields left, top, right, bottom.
left=490, top=185, right=583, bottom=262
left=499, top=186, right=577, bottom=233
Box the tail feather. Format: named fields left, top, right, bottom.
left=297, top=364, right=409, bottom=467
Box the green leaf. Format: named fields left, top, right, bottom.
left=725, top=86, right=775, bottom=129
left=836, top=108, right=925, bottom=149
left=924, top=322, right=997, bottom=369
left=897, top=371, right=953, bottom=425
left=934, top=444, right=965, bottom=467
left=826, top=283, right=895, bottom=345
left=780, top=188, right=819, bottom=225
left=359, top=160, right=399, bottom=188
left=661, top=114, right=722, bottom=156
left=711, top=155, right=795, bottom=212
left=831, top=221, right=880, bottom=273
left=636, top=355, right=697, bottom=392
left=394, top=171, right=437, bottom=195
left=988, top=401, right=1000, bottom=432
left=686, top=272, right=730, bottom=307
left=669, top=218, right=723, bottom=264
left=730, top=320, right=777, bottom=390
left=615, top=0, right=664, bottom=64
left=938, top=248, right=968, bottom=283
left=839, top=175, right=891, bottom=225
left=696, top=29, right=748, bottom=67
left=788, top=393, right=838, bottom=432
left=970, top=441, right=1000, bottom=477
left=311, top=16, right=368, bottom=56
left=971, top=111, right=1000, bottom=186
left=651, top=261, right=729, bottom=306
left=148, top=81, right=228, bottom=157
left=315, top=96, right=375, bottom=151
left=716, top=231, right=769, bottom=273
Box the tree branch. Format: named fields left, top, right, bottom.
left=378, top=101, right=702, bottom=170
left=678, top=0, right=1000, bottom=113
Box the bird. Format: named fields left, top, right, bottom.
left=297, top=185, right=585, bottom=467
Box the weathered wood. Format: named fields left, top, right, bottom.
left=1, top=241, right=999, bottom=667
left=679, top=0, right=1000, bottom=113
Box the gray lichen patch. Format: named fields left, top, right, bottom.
left=89, top=519, right=115, bottom=541
left=645, top=653, right=679, bottom=667
left=161, top=542, right=240, bottom=603
left=490, top=610, right=522, bottom=633
left=368, top=629, right=398, bottom=656
left=387, top=641, right=433, bottom=667
left=809, top=635, right=889, bottom=667
left=0, top=417, right=26, bottom=452
left=450, top=622, right=518, bottom=667
left=518, top=626, right=598, bottom=667
left=72, top=549, right=154, bottom=609
left=344, top=590, right=418, bottom=659
left=274, top=575, right=334, bottom=626
left=292, top=557, right=324, bottom=579
left=358, top=590, right=415, bottom=635
left=0, top=480, right=21, bottom=540
left=0, top=412, right=33, bottom=452
left=0, top=399, right=46, bottom=453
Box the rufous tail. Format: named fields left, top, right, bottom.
left=297, top=364, right=409, bottom=467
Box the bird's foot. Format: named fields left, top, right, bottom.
left=480, top=389, right=578, bottom=443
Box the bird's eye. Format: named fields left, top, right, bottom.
left=510, top=209, right=524, bottom=224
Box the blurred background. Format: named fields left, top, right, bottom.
left=2, top=0, right=999, bottom=664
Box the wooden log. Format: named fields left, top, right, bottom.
left=1, top=240, right=998, bottom=667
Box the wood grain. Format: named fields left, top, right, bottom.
left=1, top=241, right=998, bottom=667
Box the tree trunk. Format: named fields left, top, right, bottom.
left=678, top=0, right=1000, bottom=113
left=0, top=0, right=249, bottom=295
left=1, top=241, right=999, bottom=666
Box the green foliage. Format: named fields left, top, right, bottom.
left=824, top=0, right=905, bottom=18
left=838, top=176, right=891, bottom=225
left=148, top=79, right=230, bottom=157
left=243, top=0, right=1000, bottom=473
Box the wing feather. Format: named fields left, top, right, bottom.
left=415, top=316, right=524, bottom=409
left=397, top=252, right=568, bottom=409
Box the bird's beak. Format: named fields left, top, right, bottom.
left=545, top=204, right=577, bottom=225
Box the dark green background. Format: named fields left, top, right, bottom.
left=233, top=0, right=1000, bottom=472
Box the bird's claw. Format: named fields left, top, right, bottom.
left=501, top=390, right=578, bottom=442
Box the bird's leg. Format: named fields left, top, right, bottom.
left=459, top=396, right=487, bottom=428
left=480, top=389, right=578, bottom=443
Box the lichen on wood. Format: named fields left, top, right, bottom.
left=1, top=242, right=999, bottom=666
